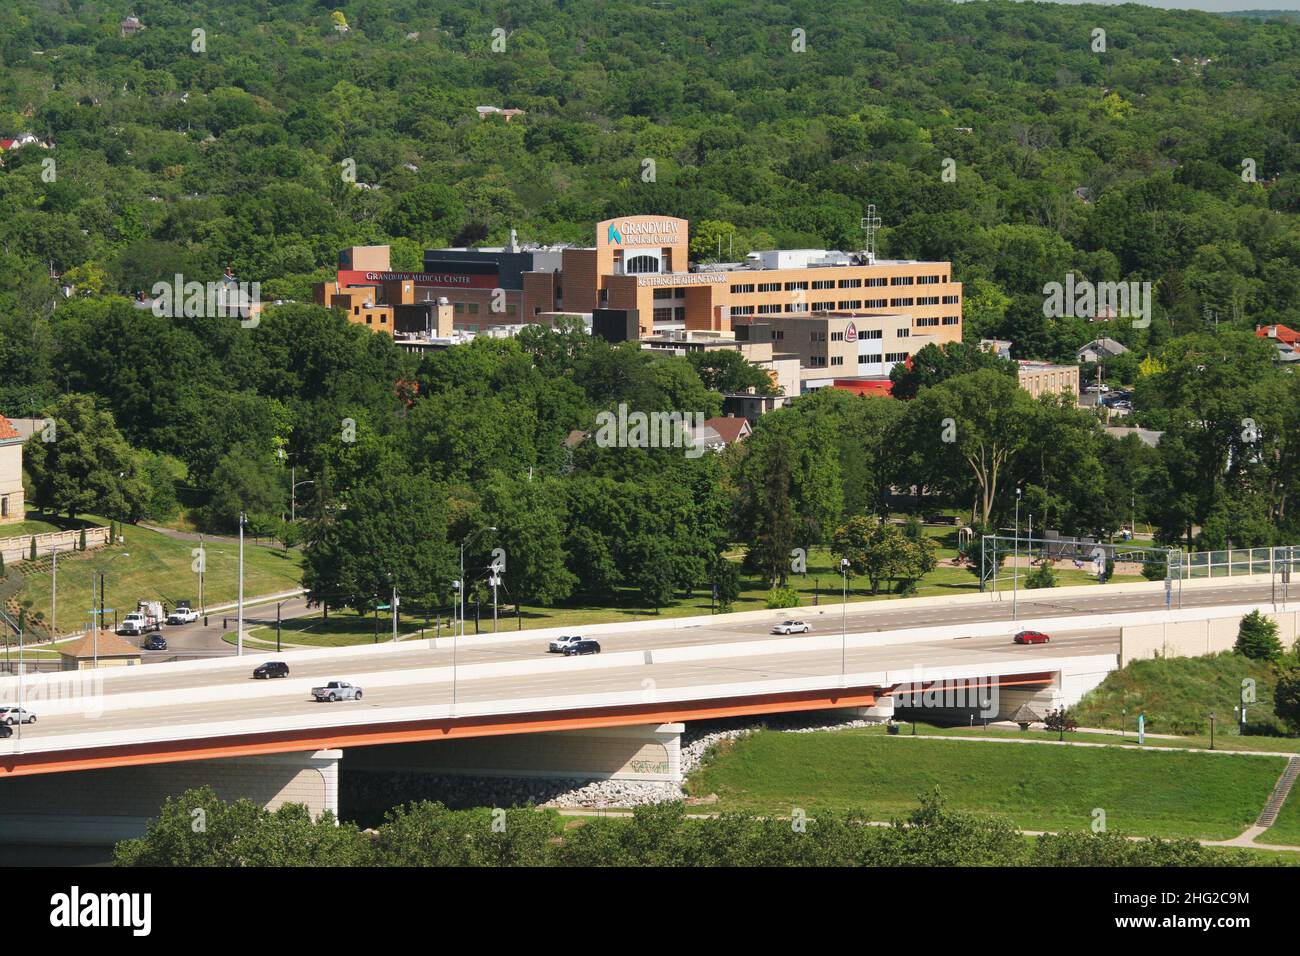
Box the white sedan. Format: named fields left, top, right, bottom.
left=772, top=620, right=811, bottom=635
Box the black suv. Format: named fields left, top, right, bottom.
left=563, top=639, right=601, bottom=657
left=254, top=661, right=290, bottom=679
left=144, top=635, right=167, bottom=651
left=0, top=724, right=10, bottom=739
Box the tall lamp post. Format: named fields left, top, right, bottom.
left=237, top=511, right=246, bottom=657
left=291, top=474, right=315, bottom=523
left=839, top=557, right=850, bottom=679
left=1013, top=487, right=1022, bottom=620
left=0, top=609, right=23, bottom=745
left=454, top=527, right=496, bottom=711
left=51, top=544, right=59, bottom=638
left=94, top=551, right=130, bottom=667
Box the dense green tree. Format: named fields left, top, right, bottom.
left=736, top=434, right=799, bottom=587
left=113, top=787, right=368, bottom=867
left=832, top=516, right=929, bottom=595
left=302, top=435, right=456, bottom=614
left=687, top=351, right=780, bottom=396
left=23, top=394, right=151, bottom=521
left=1235, top=610, right=1283, bottom=663
left=475, top=475, right=576, bottom=607
left=888, top=341, right=1017, bottom=401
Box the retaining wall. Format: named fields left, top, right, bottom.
left=0, top=526, right=110, bottom=564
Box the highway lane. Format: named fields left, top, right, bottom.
left=95, top=580, right=1291, bottom=666
left=9, top=579, right=1277, bottom=703
left=3, top=626, right=1118, bottom=747
left=4, top=608, right=1120, bottom=707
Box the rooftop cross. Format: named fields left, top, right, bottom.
left=860, top=204, right=882, bottom=264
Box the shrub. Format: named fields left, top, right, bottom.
left=1025, top=557, right=1057, bottom=589
left=1235, top=610, right=1282, bottom=662
left=1044, top=707, right=1078, bottom=733
left=1140, top=558, right=1166, bottom=582
left=29, top=537, right=37, bottom=561
left=1274, top=664, right=1300, bottom=735
left=765, top=586, right=800, bottom=609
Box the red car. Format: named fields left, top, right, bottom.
left=1014, top=630, right=1051, bottom=645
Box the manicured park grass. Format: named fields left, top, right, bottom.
left=1263, top=786, right=1300, bottom=846
left=873, top=719, right=1300, bottom=754
left=684, top=728, right=1285, bottom=840
left=235, top=606, right=425, bottom=648
left=14, top=518, right=302, bottom=636
left=0, top=516, right=86, bottom=539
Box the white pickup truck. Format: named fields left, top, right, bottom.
left=167, top=601, right=199, bottom=625
left=548, top=634, right=585, bottom=653
left=312, top=681, right=363, bottom=702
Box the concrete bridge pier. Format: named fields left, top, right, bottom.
left=0, top=749, right=341, bottom=851
left=342, top=722, right=685, bottom=785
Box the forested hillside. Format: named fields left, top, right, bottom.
left=3, top=0, right=1300, bottom=411
left=2, top=1, right=1299, bottom=616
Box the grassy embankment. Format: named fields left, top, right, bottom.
left=10, top=515, right=302, bottom=639
left=684, top=727, right=1284, bottom=841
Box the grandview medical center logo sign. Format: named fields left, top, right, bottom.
left=601, top=216, right=685, bottom=248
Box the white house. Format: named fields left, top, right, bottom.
left=1077, top=338, right=1130, bottom=364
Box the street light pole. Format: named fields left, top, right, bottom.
left=95, top=551, right=130, bottom=667
left=51, top=545, right=58, bottom=637
left=455, top=527, right=497, bottom=709
left=839, top=558, right=850, bottom=679
left=198, top=533, right=205, bottom=616
left=16, top=617, right=22, bottom=746
left=237, top=511, right=245, bottom=657
left=1013, top=488, right=1022, bottom=620
left=291, top=475, right=315, bottom=523
left=490, top=571, right=500, bottom=634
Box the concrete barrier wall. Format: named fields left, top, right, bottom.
left=0, top=526, right=110, bottom=563
left=424, top=572, right=1278, bottom=647
left=1120, top=610, right=1300, bottom=664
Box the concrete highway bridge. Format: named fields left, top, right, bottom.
left=0, top=576, right=1294, bottom=856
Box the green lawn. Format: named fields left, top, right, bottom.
left=1263, top=784, right=1300, bottom=846
left=0, top=514, right=98, bottom=539
left=684, top=728, right=1285, bottom=840
left=14, top=518, right=302, bottom=637
left=866, top=719, right=1300, bottom=754
left=235, top=606, right=425, bottom=648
